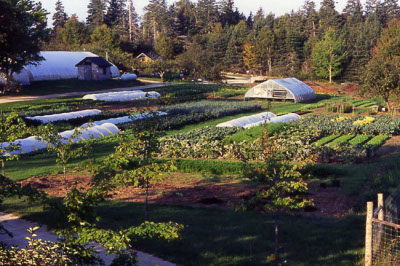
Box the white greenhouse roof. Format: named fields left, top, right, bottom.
left=243, top=113, right=301, bottom=129
left=1, top=123, right=119, bottom=156
left=83, top=91, right=161, bottom=102
left=26, top=109, right=102, bottom=124
left=81, top=112, right=167, bottom=127
left=10, top=51, right=120, bottom=85
left=216, top=112, right=276, bottom=128
left=245, top=78, right=316, bottom=103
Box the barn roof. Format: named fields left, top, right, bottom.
left=75, top=57, right=113, bottom=67
left=245, top=78, right=316, bottom=103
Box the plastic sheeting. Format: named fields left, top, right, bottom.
left=245, top=78, right=316, bottom=103
left=1, top=123, right=119, bottom=156
left=26, top=109, right=102, bottom=124
left=121, top=73, right=138, bottom=81
left=2, top=51, right=120, bottom=85
left=243, top=113, right=301, bottom=129
left=83, top=91, right=161, bottom=102
left=216, top=112, right=276, bottom=128
left=81, top=112, right=168, bottom=127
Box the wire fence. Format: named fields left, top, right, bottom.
left=367, top=194, right=400, bottom=265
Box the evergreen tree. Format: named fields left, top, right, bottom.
left=219, top=0, right=237, bottom=26
left=53, top=0, right=68, bottom=31
left=224, top=20, right=248, bottom=71
left=343, top=0, right=364, bottom=24
left=382, top=0, right=400, bottom=21
left=319, top=0, right=342, bottom=31
left=173, top=0, right=197, bottom=37
left=142, top=0, right=170, bottom=44
left=246, top=11, right=254, bottom=28
left=196, top=0, right=219, bottom=33
left=302, top=0, right=318, bottom=39
left=87, top=0, right=106, bottom=29
left=105, top=0, right=121, bottom=27
left=127, top=0, right=139, bottom=42
left=58, top=15, right=89, bottom=49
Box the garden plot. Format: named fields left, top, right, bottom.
left=243, top=113, right=300, bottom=129
left=25, top=109, right=102, bottom=123
left=83, top=90, right=161, bottom=102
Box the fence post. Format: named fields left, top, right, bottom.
left=365, top=201, right=373, bottom=266
left=378, top=193, right=384, bottom=221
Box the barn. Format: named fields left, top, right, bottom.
left=76, top=57, right=113, bottom=81
left=244, top=78, right=316, bottom=103
left=7, top=51, right=120, bottom=85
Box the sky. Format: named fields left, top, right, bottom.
left=36, top=0, right=366, bottom=25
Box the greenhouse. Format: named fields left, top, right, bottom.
left=245, top=78, right=316, bottom=103
left=83, top=91, right=161, bottom=102
left=243, top=113, right=301, bottom=129
left=1, top=123, right=119, bottom=156
left=81, top=112, right=168, bottom=127
left=8, top=51, right=120, bottom=85
left=216, top=112, right=276, bottom=128
left=26, top=109, right=102, bottom=124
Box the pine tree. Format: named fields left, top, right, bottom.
left=127, top=0, right=139, bottom=42
left=319, top=0, right=342, bottom=31
left=224, top=20, right=248, bottom=71
left=302, top=0, right=318, bottom=39
left=142, top=0, right=169, bottom=44
left=382, top=0, right=400, bottom=21
left=343, top=0, right=364, bottom=24
left=105, top=0, right=120, bottom=27
left=219, top=0, right=236, bottom=26
left=87, top=0, right=105, bottom=29
left=196, top=0, right=219, bottom=34
left=53, top=0, right=68, bottom=31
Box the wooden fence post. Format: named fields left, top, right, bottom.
left=378, top=193, right=384, bottom=221
left=365, top=201, right=373, bottom=266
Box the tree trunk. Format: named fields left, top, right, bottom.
left=329, top=65, right=332, bottom=84
left=274, top=217, right=279, bottom=261
left=385, top=97, right=392, bottom=113
left=144, top=177, right=149, bottom=221
left=1, top=157, right=5, bottom=176
left=268, top=58, right=272, bottom=74
left=63, top=165, right=67, bottom=191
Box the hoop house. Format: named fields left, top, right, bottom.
left=3, top=51, right=120, bottom=85
left=243, top=113, right=301, bottom=129
left=121, top=74, right=138, bottom=81
left=216, top=112, right=276, bottom=128
left=1, top=123, right=119, bottom=156
left=26, top=109, right=102, bottom=124
left=81, top=112, right=167, bottom=127
left=83, top=91, right=161, bottom=102
left=245, top=78, right=316, bottom=103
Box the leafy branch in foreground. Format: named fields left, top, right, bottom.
left=236, top=125, right=314, bottom=262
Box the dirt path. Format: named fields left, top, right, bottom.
left=0, top=83, right=167, bottom=104
left=0, top=212, right=176, bottom=266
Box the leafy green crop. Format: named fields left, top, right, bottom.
left=327, top=135, right=355, bottom=148
left=313, top=135, right=340, bottom=146
left=364, top=135, right=389, bottom=148
left=349, top=135, right=371, bottom=146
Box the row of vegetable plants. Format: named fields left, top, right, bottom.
left=123, top=100, right=262, bottom=131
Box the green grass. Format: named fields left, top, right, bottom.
left=327, top=135, right=355, bottom=148
left=0, top=197, right=364, bottom=266
left=313, top=135, right=340, bottom=146
left=4, top=79, right=145, bottom=97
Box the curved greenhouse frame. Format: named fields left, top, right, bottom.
left=26, top=109, right=102, bottom=124
left=243, top=113, right=301, bottom=129
left=81, top=112, right=167, bottom=127
left=216, top=112, right=276, bottom=128
left=245, top=78, right=316, bottom=103
left=7, top=51, right=120, bottom=85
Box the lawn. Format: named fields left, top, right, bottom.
left=0, top=197, right=364, bottom=266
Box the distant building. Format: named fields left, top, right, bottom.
left=0, top=51, right=120, bottom=86
left=135, top=53, right=158, bottom=64
left=75, top=57, right=113, bottom=81
left=245, top=78, right=316, bottom=103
